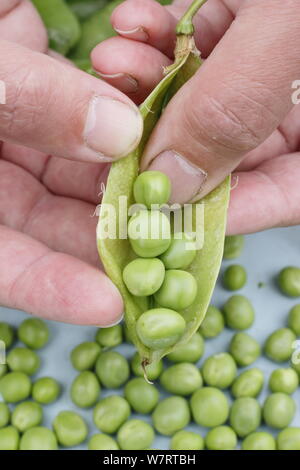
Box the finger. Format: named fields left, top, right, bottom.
left=0, top=40, right=143, bottom=164
left=142, top=0, right=300, bottom=203
left=0, top=225, right=123, bottom=326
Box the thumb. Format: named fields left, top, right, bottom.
left=141, top=0, right=300, bottom=203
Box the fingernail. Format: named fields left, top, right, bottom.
left=97, top=72, right=138, bottom=94
left=84, top=95, right=143, bottom=160
left=148, top=151, right=207, bottom=204
left=96, top=313, right=124, bottom=328
left=114, top=26, right=149, bottom=42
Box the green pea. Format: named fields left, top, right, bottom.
left=0, top=322, right=15, bottom=349
left=190, top=387, right=229, bottom=428
left=201, top=353, right=237, bottom=389
left=0, top=364, right=7, bottom=378
left=53, top=411, right=88, bottom=447
left=160, top=363, right=202, bottom=396
left=199, top=305, right=224, bottom=339
left=70, top=341, right=101, bottom=371
left=154, top=270, right=197, bottom=310
left=131, top=352, right=163, bottom=380
left=160, top=232, right=197, bottom=270
left=264, top=328, right=296, bottom=362
left=95, top=351, right=129, bottom=388
left=32, top=377, right=60, bottom=404
left=93, top=396, right=130, bottom=434
left=88, top=433, right=119, bottom=450
left=136, top=308, right=186, bottom=350
left=223, top=235, right=244, bottom=259
left=95, top=325, right=123, bottom=348
left=170, top=430, right=204, bottom=450
left=0, top=372, right=31, bottom=403
left=123, top=258, right=165, bottom=296
left=242, top=431, right=276, bottom=450
left=70, top=371, right=101, bottom=408
left=291, top=359, right=300, bottom=376
left=66, top=0, right=109, bottom=21
left=269, top=368, right=299, bottom=394
left=278, top=266, right=300, bottom=297
left=277, top=427, right=300, bottom=450
left=128, top=210, right=171, bottom=258
left=7, top=347, right=40, bottom=376
left=205, top=426, right=237, bottom=450
left=0, top=402, right=11, bottom=428
left=0, top=426, right=20, bottom=450
left=229, top=332, right=261, bottom=367
left=117, top=419, right=155, bottom=450
left=288, top=304, right=300, bottom=335
left=11, top=401, right=43, bottom=432
left=152, top=396, right=190, bottom=436
left=167, top=332, right=204, bottom=363
left=124, top=378, right=159, bottom=414
left=223, top=264, right=247, bottom=291
left=20, top=427, right=58, bottom=450
left=229, top=397, right=261, bottom=438
left=133, top=171, right=171, bottom=208
left=263, top=393, right=296, bottom=429
left=231, top=368, right=264, bottom=398
left=223, top=295, right=255, bottom=330
left=17, top=318, right=49, bottom=350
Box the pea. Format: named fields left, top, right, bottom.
left=70, top=341, right=101, bottom=371
left=160, top=233, right=197, bottom=270
left=88, top=433, right=119, bottom=450
left=136, top=308, right=186, bottom=350
left=223, top=265, right=247, bottom=291
left=0, top=364, right=7, bottom=378
left=7, top=347, right=40, bottom=376
left=263, top=393, right=296, bottom=429
left=152, top=396, right=190, bottom=436
left=20, top=427, right=58, bottom=450
left=11, top=401, right=43, bottom=432
left=242, top=431, right=276, bottom=450
left=223, top=295, right=255, bottom=330
left=167, top=332, right=204, bottom=363
left=124, top=378, right=159, bottom=414
left=0, top=372, right=31, bottom=403
left=288, top=304, right=300, bottom=335
left=205, top=426, right=237, bottom=450
left=292, top=359, right=300, bottom=376
left=95, top=351, right=129, bottom=388
left=154, top=270, right=197, bottom=310
left=264, top=328, right=296, bottom=362
left=0, top=402, right=10, bottom=428
left=190, top=387, right=229, bottom=427
left=278, top=266, right=300, bottom=297
left=229, top=332, right=261, bottom=367
left=201, top=353, right=237, bottom=389
left=70, top=371, right=101, bottom=408
left=95, top=325, right=123, bottom=348
left=231, top=368, right=264, bottom=398
left=0, top=426, right=19, bottom=450
left=160, top=363, right=202, bottom=396
left=18, top=318, right=49, bottom=350
left=0, top=322, right=15, bottom=349
left=229, top=397, right=261, bottom=438
left=131, top=352, right=163, bottom=380
left=53, top=411, right=88, bottom=447
left=128, top=210, right=171, bottom=258
left=117, top=419, right=155, bottom=450
left=269, top=368, right=299, bottom=394
left=32, top=377, right=60, bottom=404
left=133, top=171, right=171, bottom=208
left=93, top=396, right=130, bottom=434
left=199, top=305, right=224, bottom=339
left=223, top=235, right=244, bottom=259
left=277, top=427, right=300, bottom=450
left=170, top=430, right=204, bottom=450
left=123, top=258, right=165, bottom=296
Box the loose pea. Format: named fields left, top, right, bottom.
left=269, top=368, right=299, bottom=394
left=288, top=304, right=300, bottom=335
left=7, top=347, right=40, bottom=376
left=264, top=328, right=296, bottom=362
left=124, top=378, right=159, bottom=414
left=0, top=426, right=20, bottom=450
left=205, top=426, right=237, bottom=450
left=201, top=353, right=237, bottom=389
left=53, top=411, right=88, bottom=447
left=0, top=372, right=31, bottom=403
left=17, top=318, right=49, bottom=349
left=136, top=308, right=186, bottom=350
left=154, top=270, right=197, bottom=310
left=167, top=332, right=204, bottom=363
left=223, top=235, right=244, bottom=259
left=0, top=322, right=15, bottom=349
left=231, top=368, right=264, bottom=398
left=223, top=265, right=247, bottom=291
left=160, top=363, right=202, bottom=396
left=70, top=341, right=101, bottom=371
left=131, top=352, right=163, bottom=380
left=20, top=427, right=58, bottom=450
left=0, top=364, right=7, bottom=378
left=123, top=258, right=165, bottom=296
left=32, top=377, right=60, bottom=404
left=95, top=351, right=129, bottom=388
left=93, top=396, right=130, bottom=434
left=160, top=232, right=197, bottom=270
left=229, top=332, right=261, bottom=367
left=11, top=401, right=43, bottom=432
left=229, top=397, right=261, bottom=438
left=242, top=431, right=276, bottom=450
left=190, top=387, right=229, bottom=428
left=117, top=419, right=155, bottom=450
left=223, top=295, right=255, bottom=330
left=88, top=433, right=119, bottom=450
left=0, top=402, right=10, bottom=428
left=277, top=427, right=300, bottom=450
left=199, top=305, right=224, bottom=339
left=70, top=371, right=101, bottom=408
left=278, top=266, right=300, bottom=297
left=95, top=325, right=123, bottom=348
left=170, top=430, right=204, bottom=450
left=133, top=171, right=171, bottom=208
left=152, top=396, right=190, bottom=436
left=263, top=393, right=296, bottom=429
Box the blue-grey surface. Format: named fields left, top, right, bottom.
left=1, top=226, right=300, bottom=450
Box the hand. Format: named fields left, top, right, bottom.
left=93, top=0, right=300, bottom=234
